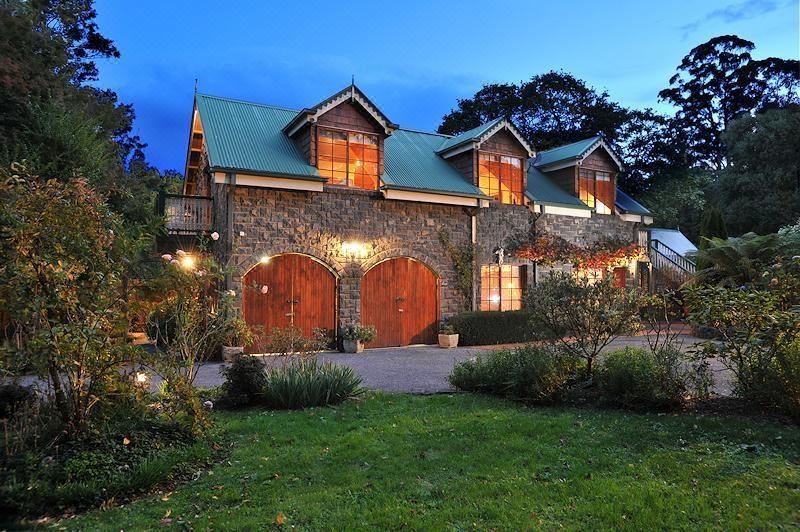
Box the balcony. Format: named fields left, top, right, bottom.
left=157, top=193, right=214, bottom=235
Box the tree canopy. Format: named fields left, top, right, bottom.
left=438, top=35, right=799, bottom=239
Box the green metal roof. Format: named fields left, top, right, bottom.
left=196, top=94, right=321, bottom=179
left=195, top=93, right=484, bottom=197
left=383, top=129, right=486, bottom=197
left=435, top=117, right=505, bottom=154
left=525, top=166, right=591, bottom=209
left=533, top=136, right=602, bottom=168
left=615, top=188, right=652, bottom=215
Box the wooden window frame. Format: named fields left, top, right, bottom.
left=317, top=126, right=379, bottom=190
left=480, top=264, right=526, bottom=311
left=478, top=151, right=524, bottom=205
left=577, top=168, right=614, bottom=214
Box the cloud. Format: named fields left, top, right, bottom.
left=680, top=0, right=783, bottom=35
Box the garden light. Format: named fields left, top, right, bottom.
left=180, top=255, right=196, bottom=270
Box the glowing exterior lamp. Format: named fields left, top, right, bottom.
left=260, top=255, right=270, bottom=264
left=134, top=371, right=150, bottom=389
left=180, top=255, right=196, bottom=270
left=342, top=241, right=367, bottom=259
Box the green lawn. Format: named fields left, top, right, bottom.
left=63, top=393, right=800, bottom=530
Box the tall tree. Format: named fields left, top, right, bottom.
left=715, top=106, right=800, bottom=235
left=438, top=71, right=631, bottom=151
left=658, top=35, right=800, bottom=170
left=0, top=0, right=169, bottom=223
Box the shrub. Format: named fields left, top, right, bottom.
left=262, top=359, right=362, bottom=409
left=341, top=323, right=377, bottom=344
left=0, top=383, right=35, bottom=419
left=597, top=347, right=678, bottom=409
left=448, top=345, right=577, bottom=403
left=218, top=356, right=266, bottom=408
left=266, top=325, right=330, bottom=356
left=526, top=273, right=641, bottom=376
left=448, top=311, right=538, bottom=345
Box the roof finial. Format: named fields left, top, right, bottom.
left=351, top=74, right=355, bottom=86
left=194, top=78, right=198, bottom=94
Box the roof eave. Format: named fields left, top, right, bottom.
left=211, top=166, right=328, bottom=183
left=381, top=183, right=489, bottom=200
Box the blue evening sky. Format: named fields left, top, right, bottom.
left=93, top=0, right=799, bottom=172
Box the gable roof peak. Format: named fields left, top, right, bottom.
left=533, top=135, right=623, bottom=171
left=436, top=116, right=534, bottom=158
left=282, top=83, right=398, bottom=137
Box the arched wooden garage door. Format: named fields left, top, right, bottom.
left=361, top=257, right=438, bottom=348
left=242, top=254, right=336, bottom=351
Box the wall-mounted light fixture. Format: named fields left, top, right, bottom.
left=260, top=255, right=270, bottom=264
left=341, top=241, right=368, bottom=259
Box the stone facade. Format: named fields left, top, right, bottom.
left=534, top=211, right=642, bottom=287
left=218, top=185, right=473, bottom=327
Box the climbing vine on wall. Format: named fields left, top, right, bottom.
left=438, top=230, right=474, bottom=309
left=514, top=231, right=646, bottom=269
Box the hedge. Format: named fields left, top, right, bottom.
left=448, top=310, right=538, bottom=346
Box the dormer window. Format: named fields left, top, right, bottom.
left=318, top=128, right=379, bottom=190
left=478, top=152, right=524, bottom=205
left=578, top=169, right=614, bottom=214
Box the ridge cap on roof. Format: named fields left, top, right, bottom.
left=196, top=93, right=300, bottom=113
left=537, top=135, right=601, bottom=156
left=395, top=127, right=451, bottom=138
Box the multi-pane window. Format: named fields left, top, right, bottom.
left=578, top=169, right=614, bottom=214
left=480, top=265, right=526, bottom=311
left=318, top=128, right=379, bottom=190
left=478, top=153, right=524, bottom=205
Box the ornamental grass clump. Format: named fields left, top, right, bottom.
left=262, top=359, right=363, bottom=410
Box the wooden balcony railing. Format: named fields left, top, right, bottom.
left=157, top=193, right=214, bottom=234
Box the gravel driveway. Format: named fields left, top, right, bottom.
left=14, top=334, right=733, bottom=396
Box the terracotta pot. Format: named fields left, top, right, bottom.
left=343, top=339, right=364, bottom=353
left=438, top=334, right=459, bottom=348
left=222, top=345, right=244, bottom=362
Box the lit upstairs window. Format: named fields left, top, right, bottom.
left=578, top=169, right=614, bottom=214
left=318, top=128, right=379, bottom=190
left=478, top=153, right=524, bottom=205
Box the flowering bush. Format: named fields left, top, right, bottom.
left=515, top=231, right=645, bottom=269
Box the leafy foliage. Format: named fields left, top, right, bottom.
left=438, top=71, right=630, bottom=151
left=219, top=356, right=267, bottom=409
left=448, top=345, right=577, bottom=403
left=596, top=347, right=704, bottom=410
left=685, top=280, right=800, bottom=417
left=658, top=35, right=800, bottom=170
left=691, top=232, right=799, bottom=287
left=264, top=325, right=330, bottom=356
left=448, top=310, right=539, bottom=346
left=438, top=229, right=474, bottom=309
left=525, top=273, right=641, bottom=376
left=716, top=106, right=800, bottom=235
left=261, top=359, right=362, bottom=410
left=0, top=165, right=149, bottom=432
left=514, top=231, right=645, bottom=269
left=341, top=323, right=377, bottom=344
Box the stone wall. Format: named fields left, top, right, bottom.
left=474, top=202, right=537, bottom=305
left=534, top=211, right=641, bottom=287
left=221, top=184, right=472, bottom=326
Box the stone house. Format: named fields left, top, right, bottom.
left=166, top=83, right=655, bottom=349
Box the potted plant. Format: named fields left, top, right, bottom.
left=341, top=323, right=377, bottom=353
left=222, top=317, right=256, bottom=362
left=438, top=322, right=459, bottom=348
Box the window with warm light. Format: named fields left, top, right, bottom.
left=478, top=153, right=524, bottom=205
left=318, top=128, right=379, bottom=189
left=578, top=169, right=614, bottom=214
left=480, top=265, right=526, bottom=311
